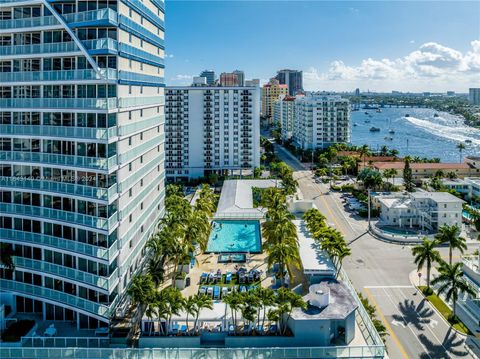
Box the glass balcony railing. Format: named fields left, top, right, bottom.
left=118, top=134, right=164, bottom=164
left=0, top=176, right=117, bottom=201
left=63, top=8, right=118, bottom=26
left=0, top=69, right=117, bottom=83
left=0, top=203, right=118, bottom=231
left=0, top=279, right=110, bottom=317
left=0, top=151, right=117, bottom=171
left=118, top=15, right=164, bottom=48
left=0, top=15, right=59, bottom=29
left=0, top=98, right=117, bottom=110
left=0, top=95, right=161, bottom=110
left=118, top=155, right=163, bottom=192
left=13, top=257, right=119, bottom=291
left=120, top=177, right=163, bottom=219
left=0, top=124, right=117, bottom=140
left=0, top=38, right=117, bottom=57
left=118, top=114, right=164, bottom=136
left=0, top=229, right=118, bottom=261
left=118, top=43, right=164, bottom=67
left=119, top=70, right=164, bottom=85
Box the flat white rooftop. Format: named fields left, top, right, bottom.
left=215, top=179, right=281, bottom=219
left=294, top=220, right=336, bottom=277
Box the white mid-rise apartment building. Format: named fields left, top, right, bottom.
left=292, top=94, right=350, bottom=150
left=273, top=94, right=297, bottom=142
left=0, top=0, right=165, bottom=330
left=376, top=191, right=464, bottom=231
left=165, top=86, right=260, bottom=180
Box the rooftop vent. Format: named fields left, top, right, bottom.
left=309, top=285, right=330, bottom=309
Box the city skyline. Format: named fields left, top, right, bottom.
left=165, top=1, right=480, bottom=92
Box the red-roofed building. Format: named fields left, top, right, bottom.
left=370, top=161, right=479, bottom=179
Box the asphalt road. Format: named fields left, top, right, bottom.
left=271, top=143, right=474, bottom=359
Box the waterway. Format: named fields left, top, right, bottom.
left=351, top=107, right=480, bottom=163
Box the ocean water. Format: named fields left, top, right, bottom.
left=351, top=108, right=480, bottom=162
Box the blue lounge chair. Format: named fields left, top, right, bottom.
left=179, top=325, right=188, bottom=335
left=240, top=285, right=247, bottom=293
left=225, top=272, right=232, bottom=283
left=207, top=286, right=213, bottom=297
left=199, top=286, right=207, bottom=295
left=213, top=286, right=220, bottom=299
left=256, top=325, right=265, bottom=334
left=200, top=273, right=208, bottom=284
left=243, top=324, right=250, bottom=335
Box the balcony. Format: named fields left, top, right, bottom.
left=0, top=151, right=117, bottom=171
left=118, top=43, right=164, bottom=67
left=13, top=257, right=119, bottom=291
left=0, top=15, right=59, bottom=31
left=0, top=229, right=118, bottom=261
left=0, top=124, right=117, bottom=140
left=0, top=69, right=117, bottom=84
left=0, top=279, right=110, bottom=318
left=0, top=203, right=118, bottom=231
left=0, top=96, right=162, bottom=110
left=63, top=8, right=118, bottom=27
left=118, top=135, right=164, bottom=164
left=0, top=177, right=117, bottom=201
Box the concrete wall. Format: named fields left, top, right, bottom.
left=288, top=200, right=314, bottom=214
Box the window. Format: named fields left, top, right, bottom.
left=129, top=188, right=132, bottom=197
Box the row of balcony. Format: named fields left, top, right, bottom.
left=0, top=176, right=117, bottom=202
left=13, top=256, right=118, bottom=291
left=0, top=96, right=164, bottom=110
left=117, top=134, right=163, bottom=164
left=0, top=279, right=110, bottom=318
left=0, top=228, right=118, bottom=262
left=0, top=202, right=118, bottom=231
left=0, top=151, right=117, bottom=171
left=0, top=124, right=117, bottom=141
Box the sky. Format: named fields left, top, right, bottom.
left=164, top=1, right=480, bottom=92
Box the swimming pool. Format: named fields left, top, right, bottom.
left=206, top=220, right=261, bottom=253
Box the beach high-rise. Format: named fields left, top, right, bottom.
left=0, top=0, right=165, bottom=329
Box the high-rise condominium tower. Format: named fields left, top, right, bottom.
left=0, top=0, right=165, bottom=330
left=276, top=69, right=303, bottom=96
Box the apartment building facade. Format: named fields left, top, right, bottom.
left=292, top=95, right=351, bottom=150
left=275, top=69, right=303, bottom=96
left=0, top=0, right=165, bottom=329
left=165, top=86, right=260, bottom=180
left=273, top=94, right=297, bottom=142
left=261, top=78, right=288, bottom=121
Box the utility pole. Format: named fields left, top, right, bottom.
left=311, top=149, right=314, bottom=171
left=367, top=188, right=371, bottom=230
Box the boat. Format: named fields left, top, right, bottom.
left=364, top=120, right=371, bottom=123
left=405, top=114, right=410, bottom=117
left=353, top=123, right=358, bottom=127
left=364, top=112, right=369, bottom=115
left=434, top=113, right=439, bottom=117
left=369, top=127, right=380, bottom=132
left=376, top=108, right=382, bottom=113
left=384, top=136, right=393, bottom=140
left=389, top=129, right=395, bottom=134
left=465, top=139, right=472, bottom=144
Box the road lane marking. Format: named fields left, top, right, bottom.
left=381, top=288, right=433, bottom=359
left=365, top=285, right=414, bottom=289
left=364, top=287, right=410, bottom=359
left=395, top=287, right=459, bottom=356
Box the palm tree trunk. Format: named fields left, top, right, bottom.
left=185, top=313, right=189, bottom=335
left=449, top=247, right=453, bottom=265
left=426, top=263, right=430, bottom=290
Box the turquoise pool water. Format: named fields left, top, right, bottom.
left=206, top=220, right=261, bottom=253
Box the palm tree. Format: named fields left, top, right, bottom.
left=160, top=287, right=184, bottom=333
left=432, top=261, right=475, bottom=319
left=334, top=245, right=351, bottom=277
left=435, top=224, right=467, bottom=264
left=276, top=288, right=306, bottom=335
left=359, top=144, right=371, bottom=167
left=192, top=294, right=213, bottom=334
left=254, top=287, right=276, bottom=328
left=127, top=274, right=155, bottom=333
left=411, top=238, right=441, bottom=293
left=383, top=168, right=398, bottom=186
left=358, top=168, right=383, bottom=190
left=183, top=296, right=196, bottom=335
left=303, top=208, right=327, bottom=233
left=267, top=242, right=301, bottom=287
left=223, top=290, right=242, bottom=331
left=457, top=143, right=466, bottom=163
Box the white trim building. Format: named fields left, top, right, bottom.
left=165, top=86, right=260, bottom=180
left=292, top=94, right=350, bottom=150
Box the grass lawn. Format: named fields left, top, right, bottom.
left=418, top=286, right=472, bottom=335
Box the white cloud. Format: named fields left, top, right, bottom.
left=304, top=40, right=480, bottom=92
left=169, top=74, right=193, bottom=85
left=410, top=40, right=415, bottom=44
left=165, top=53, right=174, bottom=58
